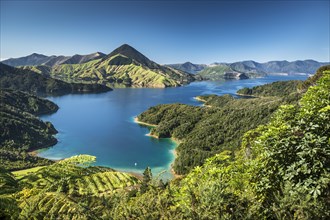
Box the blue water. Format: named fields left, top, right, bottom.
left=39, top=75, right=308, bottom=179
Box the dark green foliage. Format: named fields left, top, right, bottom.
left=138, top=94, right=296, bottom=174
left=0, top=63, right=111, bottom=95
left=141, top=167, right=152, bottom=193
left=0, top=89, right=57, bottom=170
left=241, top=69, right=330, bottom=218
left=237, top=80, right=302, bottom=97
left=0, top=89, right=58, bottom=151
left=298, top=64, right=330, bottom=92
left=1, top=89, right=58, bottom=115
left=196, top=94, right=235, bottom=106
left=0, top=147, right=53, bottom=171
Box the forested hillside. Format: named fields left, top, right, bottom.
left=237, top=80, right=302, bottom=97
left=1, top=66, right=329, bottom=219
left=0, top=89, right=58, bottom=170
left=137, top=79, right=304, bottom=174
left=0, top=63, right=112, bottom=95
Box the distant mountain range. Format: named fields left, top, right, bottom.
left=167, top=60, right=329, bottom=80
left=2, top=44, right=194, bottom=88
left=2, top=52, right=106, bottom=67
left=2, top=47, right=328, bottom=84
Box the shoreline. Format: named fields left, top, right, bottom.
left=194, top=96, right=206, bottom=103
left=194, top=96, right=212, bottom=108
left=134, top=117, right=182, bottom=179
left=134, top=117, right=157, bottom=127
left=26, top=117, right=182, bottom=180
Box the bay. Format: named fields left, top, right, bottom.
left=39, top=75, right=308, bottom=179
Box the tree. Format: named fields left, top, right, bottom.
left=141, top=167, right=152, bottom=193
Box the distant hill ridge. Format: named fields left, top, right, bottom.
left=2, top=52, right=106, bottom=67
left=167, top=62, right=207, bottom=74
left=168, top=60, right=329, bottom=77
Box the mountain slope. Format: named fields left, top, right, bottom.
left=196, top=63, right=244, bottom=79
left=0, top=89, right=58, bottom=150
left=0, top=89, right=58, bottom=170
left=22, top=44, right=195, bottom=88
left=0, top=63, right=112, bottom=95
left=2, top=53, right=51, bottom=67
left=166, top=62, right=207, bottom=74
left=61, top=52, right=106, bottom=65
left=2, top=52, right=106, bottom=67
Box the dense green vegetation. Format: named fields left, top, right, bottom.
left=237, top=80, right=302, bottom=97
left=0, top=155, right=141, bottom=219
left=0, top=89, right=58, bottom=171
left=298, top=65, right=330, bottom=91
left=0, top=89, right=58, bottom=150
left=21, top=44, right=195, bottom=88
left=108, top=69, right=330, bottom=219
left=1, top=66, right=329, bottom=219
left=0, top=63, right=112, bottom=95
left=137, top=81, right=303, bottom=174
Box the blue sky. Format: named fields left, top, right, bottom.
left=1, top=0, right=329, bottom=64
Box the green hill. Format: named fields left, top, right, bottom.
left=197, top=64, right=232, bottom=79
left=0, top=89, right=58, bottom=170
left=237, top=80, right=303, bottom=97
left=197, top=63, right=266, bottom=80
left=0, top=63, right=112, bottom=95
left=22, top=44, right=195, bottom=88
left=137, top=92, right=299, bottom=174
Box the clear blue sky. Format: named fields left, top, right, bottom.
left=1, top=0, right=329, bottom=64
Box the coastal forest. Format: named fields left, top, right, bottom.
left=0, top=61, right=329, bottom=219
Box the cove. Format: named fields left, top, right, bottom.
left=39, top=75, right=308, bottom=179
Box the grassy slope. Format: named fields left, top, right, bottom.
left=2, top=155, right=141, bottom=219
left=197, top=64, right=232, bottom=79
